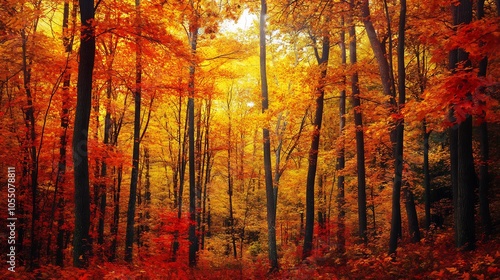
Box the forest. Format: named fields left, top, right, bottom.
left=0, top=0, right=499, bottom=279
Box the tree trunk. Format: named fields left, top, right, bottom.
left=72, top=0, right=95, bottom=267
left=404, top=187, right=420, bottom=243
left=260, top=0, right=279, bottom=271
left=389, top=0, right=407, bottom=255
left=188, top=18, right=199, bottom=267
left=55, top=0, right=75, bottom=266
left=303, top=32, right=330, bottom=258
left=477, top=0, right=492, bottom=238
left=350, top=1, right=367, bottom=243
left=109, top=165, right=122, bottom=261
left=125, top=0, right=142, bottom=262
left=449, top=0, right=475, bottom=250
left=423, top=120, right=431, bottom=229
left=226, top=104, right=237, bottom=259
left=21, top=24, right=40, bottom=270
left=361, top=0, right=395, bottom=100
left=336, top=16, right=347, bottom=256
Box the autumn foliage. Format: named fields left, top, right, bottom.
left=0, top=0, right=499, bottom=279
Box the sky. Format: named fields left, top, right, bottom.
left=219, top=9, right=258, bottom=33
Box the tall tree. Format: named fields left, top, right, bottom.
left=477, top=0, right=492, bottom=238
left=350, top=0, right=367, bottom=244
left=389, top=0, right=421, bottom=254
left=260, top=0, right=279, bottom=271
left=73, top=0, right=95, bottom=268
left=187, top=3, right=199, bottom=267
left=449, top=0, right=475, bottom=250
left=125, top=0, right=142, bottom=262
left=336, top=15, right=347, bottom=257
left=55, top=0, right=76, bottom=266
left=303, top=24, right=330, bottom=259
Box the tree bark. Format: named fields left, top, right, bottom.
left=449, top=0, right=475, bottom=250
left=404, top=187, right=420, bottom=243
left=389, top=0, right=407, bottom=254
left=423, top=120, right=431, bottom=229
left=188, top=18, right=199, bottom=267
left=361, top=0, right=395, bottom=100
left=260, top=0, right=279, bottom=271
left=477, top=0, right=492, bottom=238
left=350, top=1, right=367, bottom=243
left=125, top=0, right=142, bottom=262
left=336, top=16, right=347, bottom=256
left=303, top=32, right=330, bottom=257
left=73, top=0, right=95, bottom=267
left=55, top=0, right=75, bottom=266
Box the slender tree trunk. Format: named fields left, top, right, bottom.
left=350, top=1, right=367, bottom=243
left=226, top=108, right=237, bottom=259
left=144, top=148, right=151, bottom=234
left=389, top=0, right=407, bottom=254
left=423, top=120, right=431, bottom=229
left=172, top=95, right=188, bottom=261
left=125, top=0, right=142, bottom=262
left=109, top=165, right=122, bottom=261
left=21, top=26, right=40, bottom=270
left=477, top=0, right=492, bottom=238
left=73, top=0, right=95, bottom=267
left=303, top=32, right=330, bottom=257
left=260, top=0, right=279, bottom=271
left=97, top=53, right=113, bottom=250
left=188, top=18, right=199, bottom=267
left=201, top=99, right=212, bottom=250
left=336, top=16, right=347, bottom=256
left=55, top=0, right=75, bottom=266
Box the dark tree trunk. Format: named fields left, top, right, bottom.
left=361, top=0, right=395, bottom=100
left=72, top=0, right=95, bottom=268
left=449, top=0, right=475, bottom=250
left=188, top=19, right=199, bottom=267
left=55, top=0, right=75, bottom=266
left=423, top=120, right=431, bottom=229
left=144, top=148, right=151, bottom=234
left=477, top=0, right=492, bottom=238
left=389, top=0, right=407, bottom=255
left=404, top=187, right=420, bottom=242
left=201, top=100, right=212, bottom=250
left=125, top=0, right=142, bottom=262
left=172, top=95, right=188, bottom=261
left=21, top=25, right=40, bottom=270
left=303, top=33, right=330, bottom=258
left=109, top=165, right=122, bottom=261
left=97, top=51, right=113, bottom=250
left=260, top=0, right=279, bottom=271
left=226, top=111, right=238, bottom=259
left=350, top=1, right=367, bottom=243
left=336, top=16, right=347, bottom=256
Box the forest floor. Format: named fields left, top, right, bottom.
left=3, top=227, right=499, bottom=279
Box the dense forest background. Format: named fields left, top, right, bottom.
left=0, top=0, right=499, bottom=278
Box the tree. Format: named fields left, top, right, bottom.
left=476, top=0, right=492, bottom=238
left=187, top=4, right=199, bottom=268
left=336, top=15, right=347, bottom=257
left=260, top=0, right=279, bottom=271
left=449, top=0, right=475, bottom=250
left=389, top=0, right=420, bottom=254
left=302, top=20, right=330, bottom=260
left=125, top=0, right=142, bottom=263
left=55, top=0, right=76, bottom=266
left=350, top=0, right=367, bottom=244
left=73, top=0, right=95, bottom=268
